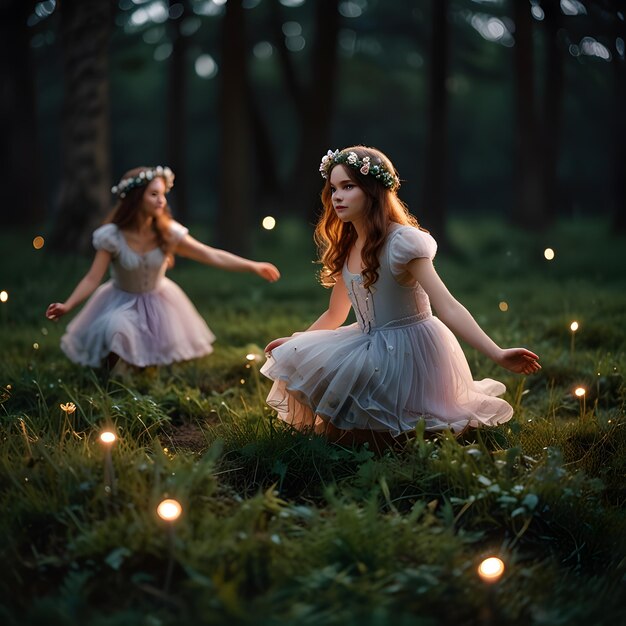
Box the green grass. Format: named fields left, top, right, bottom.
left=0, top=217, right=625, bottom=625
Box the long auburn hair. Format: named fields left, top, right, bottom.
left=315, top=145, right=424, bottom=289
left=105, top=166, right=175, bottom=252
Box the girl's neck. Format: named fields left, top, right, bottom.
left=351, top=218, right=367, bottom=244
left=128, top=215, right=154, bottom=235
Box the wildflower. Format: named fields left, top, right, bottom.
left=60, top=402, right=76, bottom=414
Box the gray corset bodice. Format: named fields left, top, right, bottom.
left=343, top=227, right=432, bottom=333
left=110, top=247, right=167, bottom=293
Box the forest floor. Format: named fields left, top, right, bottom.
left=1, top=216, right=625, bottom=626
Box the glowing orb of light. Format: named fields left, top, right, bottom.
left=544, top=248, right=555, bottom=260
left=570, top=321, right=579, bottom=332
left=157, top=498, right=182, bottom=521
left=33, top=236, right=45, bottom=250
left=574, top=387, right=586, bottom=397
left=498, top=301, right=509, bottom=312
left=262, top=216, right=276, bottom=230
left=0, top=291, right=8, bottom=303
left=246, top=353, right=257, bottom=361
left=477, top=557, right=505, bottom=583
left=99, top=431, right=117, bottom=444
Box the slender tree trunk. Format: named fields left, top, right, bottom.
left=0, top=0, right=44, bottom=227
left=167, top=0, right=189, bottom=222
left=611, top=2, right=626, bottom=232
left=541, top=0, right=564, bottom=224
left=216, top=0, right=252, bottom=253
left=275, top=0, right=340, bottom=222
left=512, top=0, right=544, bottom=227
left=422, top=0, right=449, bottom=248
left=50, top=0, right=112, bottom=253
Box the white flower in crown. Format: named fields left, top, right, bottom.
left=319, top=149, right=339, bottom=178
left=347, top=152, right=358, bottom=165
left=360, top=156, right=370, bottom=175
left=156, top=166, right=164, bottom=175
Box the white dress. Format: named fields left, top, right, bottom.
left=260, top=224, right=513, bottom=435
left=61, top=222, right=215, bottom=367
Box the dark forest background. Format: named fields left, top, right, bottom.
left=2, top=0, right=625, bottom=254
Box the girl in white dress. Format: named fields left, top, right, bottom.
left=261, top=146, right=540, bottom=444
left=46, top=166, right=280, bottom=369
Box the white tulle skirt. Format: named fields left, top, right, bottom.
left=61, top=278, right=215, bottom=367
left=260, top=316, right=513, bottom=436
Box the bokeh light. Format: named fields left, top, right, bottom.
left=262, top=216, right=276, bottom=230
left=574, top=387, right=586, bottom=397
left=0, top=291, right=8, bottom=303
left=498, top=301, right=509, bottom=312
left=157, top=499, right=182, bottom=521
left=570, top=321, right=579, bottom=332
left=100, top=431, right=117, bottom=444
left=544, top=248, right=555, bottom=260
left=33, top=236, right=45, bottom=249
left=477, top=557, right=505, bottom=582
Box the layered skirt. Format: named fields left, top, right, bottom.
left=261, top=315, right=512, bottom=436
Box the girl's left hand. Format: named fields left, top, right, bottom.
left=253, top=262, right=280, bottom=282
left=496, top=348, right=541, bottom=375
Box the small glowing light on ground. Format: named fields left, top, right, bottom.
left=498, top=301, right=509, bottom=312
left=262, top=216, right=276, bottom=230
left=33, top=236, right=45, bottom=250
left=60, top=402, right=76, bottom=414
left=544, top=247, right=555, bottom=260
left=0, top=291, right=8, bottom=303
left=100, top=431, right=117, bottom=444
left=477, top=557, right=505, bottom=583
left=246, top=353, right=257, bottom=361
left=574, top=387, right=586, bottom=397
left=570, top=321, right=579, bottom=332
left=33, top=342, right=39, bottom=350
left=157, top=499, right=182, bottom=521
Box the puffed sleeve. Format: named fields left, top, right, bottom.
left=92, top=223, right=120, bottom=255
left=388, top=226, right=437, bottom=279
left=169, top=220, right=189, bottom=245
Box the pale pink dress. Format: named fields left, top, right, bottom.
left=61, top=222, right=215, bottom=367
left=261, top=224, right=513, bottom=435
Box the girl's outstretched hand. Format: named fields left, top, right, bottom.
left=253, top=262, right=280, bottom=282
left=46, top=302, right=69, bottom=321
left=264, top=336, right=292, bottom=354
left=495, top=348, right=541, bottom=375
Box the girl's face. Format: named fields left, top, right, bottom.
left=141, top=177, right=167, bottom=219
left=329, top=165, right=368, bottom=225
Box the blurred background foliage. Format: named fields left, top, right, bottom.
left=2, top=0, right=624, bottom=253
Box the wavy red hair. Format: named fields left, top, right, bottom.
left=315, top=145, right=423, bottom=289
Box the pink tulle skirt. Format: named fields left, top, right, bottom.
left=261, top=316, right=512, bottom=435
left=61, top=278, right=215, bottom=367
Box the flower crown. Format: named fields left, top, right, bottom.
left=111, top=166, right=175, bottom=199
left=319, top=149, right=400, bottom=190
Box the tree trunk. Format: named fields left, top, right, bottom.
left=541, top=0, right=564, bottom=224
left=0, top=0, right=44, bottom=227
left=216, top=0, right=252, bottom=253
left=50, top=0, right=112, bottom=253
left=166, top=0, right=189, bottom=223
left=274, top=0, right=340, bottom=222
left=512, top=0, right=544, bottom=227
left=422, top=0, right=449, bottom=248
left=611, top=2, right=626, bottom=233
